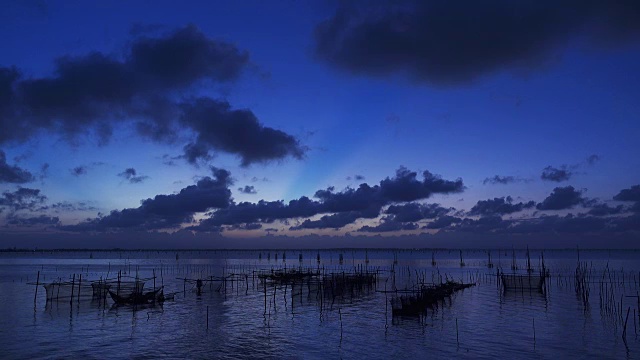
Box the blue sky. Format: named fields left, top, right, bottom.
left=1, top=1, right=639, bottom=248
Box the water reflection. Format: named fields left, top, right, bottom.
left=1, top=250, right=640, bottom=359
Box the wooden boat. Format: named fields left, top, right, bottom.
left=108, top=286, right=164, bottom=305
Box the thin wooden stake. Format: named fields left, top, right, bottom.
left=70, top=274, right=75, bottom=307
left=34, top=271, right=40, bottom=304
left=533, top=318, right=536, bottom=346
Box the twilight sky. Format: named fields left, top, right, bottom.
left=1, top=0, right=639, bottom=249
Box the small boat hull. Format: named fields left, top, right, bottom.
left=108, top=287, right=164, bottom=305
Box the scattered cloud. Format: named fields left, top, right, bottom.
left=161, top=154, right=180, bottom=166
left=180, top=97, right=306, bottom=166
left=6, top=214, right=60, bottom=226
left=64, top=167, right=233, bottom=231
left=0, top=150, right=34, bottom=183
left=536, top=186, right=586, bottom=210
left=506, top=214, right=609, bottom=234
left=468, top=196, right=536, bottom=216
left=613, top=185, right=640, bottom=202
left=346, top=174, right=366, bottom=181
left=46, top=201, right=98, bottom=213
left=482, top=175, right=529, bottom=185
left=357, top=216, right=418, bottom=232
left=118, top=167, right=149, bottom=184
left=197, top=167, right=463, bottom=229
left=586, top=154, right=600, bottom=165
left=237, top=185, right=257, bottom=194
left=385, top=202, right=451, bottom=222
left=425, top=215, right=462, bottom=229
left=587, top=203, right=624, bottom=216
left=228, top=222, right=263, bottom=231
left=251, top=176, right=269, bottom=182
left=454, top=215, right=508, bottom=233
left=541, top=165, right=572, bottom=182
left=290, top=212, right=362, bottom=230
left=70, top=166, right=88, bottom=177
left=39, top=163, right=49, bottom=181
left=0, top=187, right=47, bottom=213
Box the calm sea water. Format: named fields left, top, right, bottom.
left=1, top=249, right=639, bottom=359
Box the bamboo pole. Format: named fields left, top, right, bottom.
left=78, top=274, right=82, bottom=303
left=34, top=271, right=40, bottom=304
left=70, top=274, right=75, bottom=307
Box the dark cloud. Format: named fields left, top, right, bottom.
left=200, top=167, right=462, bottom=229
left=536, top=186, right=586, bottom=210
left=347, top=174, right=366, bottom=181
left=482, top=175, right=528, bottom=185
left=290, top=212, right=362, bottom=230
left=358, top=216, right=418, bottom=232
left=228, top=222, right=263, bottom=231
left=377, top=167, right=464, bottom=202
left=0, top=187, right=47, bottom=212
left=0, top=150, right=34, bottom=183
left=118, top=168, right=149, bottom=184
left=541, top=165, right=572, bottom=182
left=182, top=141, right=213, bottom=164
left=129, top=25, right=249, bottom=86
left=506, top=214, right=609, bottom=234
left=314, top=184, right=384, bottom=218
left=314, top=1, right=640, bottom=85
left=0, top=67, right=20, bottom=136
left=198, top=196, right=321, bottom=228
left=613, top=185, right=640, bottom=202
left=70, top=166, right=87, bottom=177
left=404, top=210, right=631, bottom=235
left=1, top=25, right=305, bottom=166
left=64, top=167, right=232, bottom=231
left=586, top=154, right=600, bottom=165
left=180, top=97, right=306, bottom=166
left=237, top=185, right=257, bottom=194
left=425, top=215, right=462, bottom=229
left=6, top=214, right=60, bottom=226
left=454, top=215, right=508, bottom=233
left=468, top=196, right=535, bottom=216
left=611, top=214, right=640, bottom=231
left=483, top=175, right=515, bottom=185
left=587, top=203, right=625, bottom=216
left=385, top=202, right=451, bottom=222
left=46, top=201, right=98, bottom=213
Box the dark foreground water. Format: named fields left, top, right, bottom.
left=1, top=249, right=640, bottom=359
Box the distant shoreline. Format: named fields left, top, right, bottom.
left=2, top=247, right=639, bottom=252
